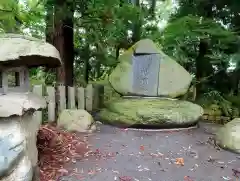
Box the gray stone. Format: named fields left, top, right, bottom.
left=109, top=39, right=192, bottom=98
left=0, top=33, right=61, bottom=68
left=0, top=92, right=46, bottom=117
left=58, top=109, right=97, bottom=133
left=0, top=136, right=24, bottom=178
left=99, top=98, right=204, bottom=127
left=134, top=38, right=159, bottom=54
left=0, top=33, right=55, bottom=181
left=0, top=119, right=25, bottom=178
left=0, top=92, right=47, bottom=174
left=0, top=119, right=34, bottom=181
left=59, top=176, right=78, bottom=181
left=132, top=54, right=160, bottom=96
left=2, top=156, right=33, bottom=181
left=19, top=113, right=42, bottom=168
left=32, top=166, right=40, bottom=181
left=216, top=118, right=240, bottom=153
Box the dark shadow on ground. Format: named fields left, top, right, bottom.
left=59, top=122, right=240, bottom=181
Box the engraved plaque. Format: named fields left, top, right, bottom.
left=132, top=54, right=160, bottom=96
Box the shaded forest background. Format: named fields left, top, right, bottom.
left=1, top=0, right=240, bottom=120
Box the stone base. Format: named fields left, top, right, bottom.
left=99, top=97, right=204, bottom=128
left=32, top=166, right=40, bottom=181
left=1, top=156, right=33, bottom=181
left=128, top=121, right=199, bottom=129
left=20, top=112, right=41, bottom=167
left=0, top=112, right=41, bottom=181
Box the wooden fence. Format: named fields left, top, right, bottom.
left=32, top=84, right=104, bottom=123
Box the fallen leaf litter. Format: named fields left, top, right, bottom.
left=37, top=124, right=90, bottom=181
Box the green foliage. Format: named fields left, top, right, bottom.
left=0, top=0, right=45, bottom=37
left=224, top=95, right=240, bottom=108
left=196, top=91, right=240, bottom=117
left=161, top=15, right=237, bottom=66
left=1, top=0, right=240, bottom=118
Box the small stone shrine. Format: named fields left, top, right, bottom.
left=0, top=33, right=61, bottom=181
left=100, top=39, right=204, bottom=128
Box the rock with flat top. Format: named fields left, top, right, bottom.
left=216, top=118, right=240, bottom=153
left=99, top=98, right=203, bottom=128
left=58, top=109, right=97, bottom=133
left=109, top=39, right=192, bottom=98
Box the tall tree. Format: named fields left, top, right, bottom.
left=131, top=0, right=141, bottom=43
left=53, top=0, right=74, bottom=86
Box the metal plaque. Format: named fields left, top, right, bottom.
left=132, top=54, right=160, bottom=96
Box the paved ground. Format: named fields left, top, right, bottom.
left=59, top=122, right=240, bottom=181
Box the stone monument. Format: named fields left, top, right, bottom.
left=0, top=33, right=61, bottom=180
left=109, top=39, right=192, bottom=97
left=99, top=39, right=204, bottom=128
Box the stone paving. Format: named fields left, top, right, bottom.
left=60, top=122, right=240, bottom=181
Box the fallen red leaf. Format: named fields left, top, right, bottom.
left=140, top=145, right=145, bottom=151
left=119, top=176, right=133, bottom=181
left=175, top=158, right=184, bottom=166
left=37, top=124, right=90, bottom=181
left=232, top=168, right=240, bottom=177
left=184, top=176, right=194, bottom=181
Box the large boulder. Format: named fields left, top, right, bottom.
left=99, top=98, right=204, bottom=128
left=57, top=109, right=97, bottom=133
left=109, top=39, right=192, bottom=98
left=216, top=118, right=240, bottom=153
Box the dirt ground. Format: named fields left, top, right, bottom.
left=59, top=122, right=240, bottom=181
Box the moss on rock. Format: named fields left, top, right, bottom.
left=108, top=39, right=192, bottom=98
left=216, top=118, right=240, bottom=154
left=99, top=98, right=204, bottom=127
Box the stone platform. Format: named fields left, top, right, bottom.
left=99, top=97, right=204, bottom=128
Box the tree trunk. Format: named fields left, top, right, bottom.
left=195, top=3, right=214, bottom=97
left=45, top=2, right=54, bottom=43
left=44, top=1, right=56, bottom=84
left=131, top=0, right=141, bottom=44
left=83, top=44, right=90, bottom=84
left=195, top=39, right=210, bottom=97
left=53, top=0, right=74, bottom=86
left=149, top=0, right=156, bottom=18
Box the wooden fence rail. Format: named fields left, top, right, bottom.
left=32, top=84, right=104, bottom=123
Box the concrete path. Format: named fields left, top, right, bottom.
left=59, top=122, right=240, bottom=181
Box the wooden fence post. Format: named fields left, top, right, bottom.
left=93, top=84, right=104, bottom=110
left=85, top=84, right=93, bottom=112
left=32, top=84, right=104, bottom=123
left=32, top=85, right=43, bottom=124
left=46, top=86, right=55, bottom=122
left=58, top=86, right=66, bottom=113
left=68, top=86, right=76, bottom=109
left=77, top=87, right=85, bottom=109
